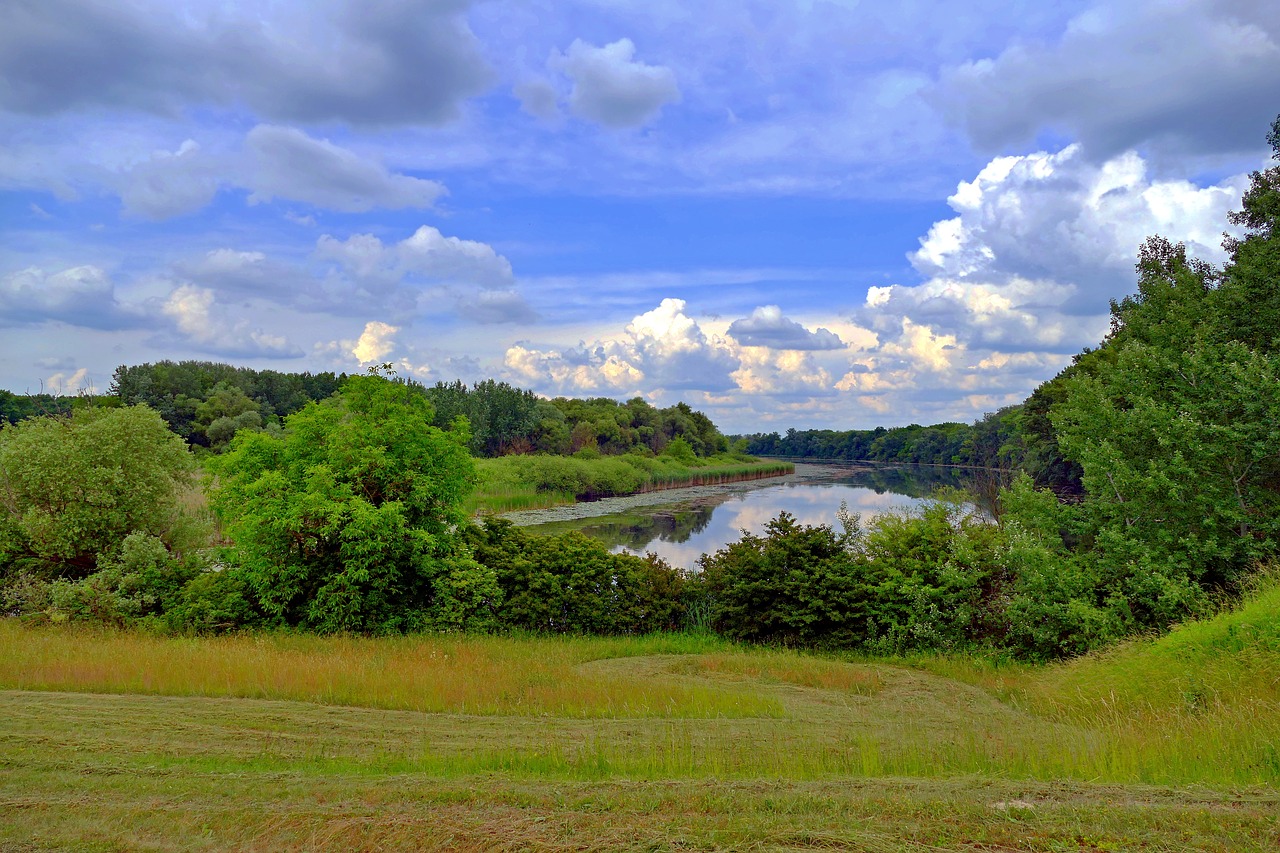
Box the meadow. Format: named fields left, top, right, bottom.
left=3, top=578, right=1279, bottom=850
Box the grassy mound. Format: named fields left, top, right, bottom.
left=916, top=570, right=1280, bottom=784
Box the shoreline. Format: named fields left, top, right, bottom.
left=496, top=462, right=849, bottom=526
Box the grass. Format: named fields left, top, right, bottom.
left=467, top=453, right=793, bottom=515
left=3, top=583, right=1279, bottom=849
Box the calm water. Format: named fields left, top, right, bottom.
left=526, top=464, right=975, bottom=570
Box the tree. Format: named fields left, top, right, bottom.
left=208, top=375, right=497, bottom=633
left=0, top=406, right=195, bottom=575
left=1218, top=113, right=1280, bottom=353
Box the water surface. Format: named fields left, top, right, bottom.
left=526, top=464, right=972, bottom=570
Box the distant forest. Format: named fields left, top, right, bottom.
left=19, top=361, right=731, bottom=460
left=737, top=386, right=1081, bottom=497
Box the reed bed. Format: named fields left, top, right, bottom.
left=468, top=454, right=792, bottom=515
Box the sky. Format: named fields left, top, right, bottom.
left=2, top=0, right=1277, bottom=433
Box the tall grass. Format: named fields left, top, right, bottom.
left=0, top=625, right=779, bottom=719
left=3, top=575, right=1277, bottom=786
left=895, top=572, right=1280, bottom=784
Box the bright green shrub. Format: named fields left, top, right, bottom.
left=208, top=375, right=497, bottom=633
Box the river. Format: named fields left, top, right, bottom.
left=507, top=462, right=980, bottom=570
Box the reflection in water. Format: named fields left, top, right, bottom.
left=527, top=464, right=976, bottom=570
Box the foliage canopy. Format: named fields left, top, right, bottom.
left=0, top=405, right=195, bottom=574
left=208, top=375, right=495, bottom=633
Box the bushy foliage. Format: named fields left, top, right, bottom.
left=207, top=375, right=497, bottom=633
left=0, top=405, right=196, bottom=575
left=464, top=518, right=687, bottom=634
left=697, top=502, right=1004, bottom=652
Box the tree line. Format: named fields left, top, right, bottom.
left=106, top=363, right=728, bottom=459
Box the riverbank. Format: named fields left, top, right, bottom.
left=497, top=461, right=844, bottom=525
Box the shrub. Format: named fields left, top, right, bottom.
left=207, top=376, right=495, bottom=633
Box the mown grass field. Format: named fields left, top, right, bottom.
left=2, top=584, right=1279, bottom=851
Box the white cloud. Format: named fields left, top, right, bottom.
left=727, top=305, right=846, bottom=350
left=550, top=38, right=680, bottom=127
left=351, top=321, right=399, bottom=364
left=316, top=226, right=514, bottom=292
left=732, top=348, right=834, bottom=398
left=161, top=283, right=301, bottom=358
left=854, top=144, right=1247, bottom=362
left=912, top=145, right=1243, bottom=293
left=245, top=125, right=446, bottom=212
left=43, top=367, right=89, bottom=395
left=399, top=226, right=513, bottom=288
left=175, top=247, right=323, bottom=308
left=504, top=298, right=738, bottom=398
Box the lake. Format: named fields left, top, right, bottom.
left=521, top=463, right=979, bottom=570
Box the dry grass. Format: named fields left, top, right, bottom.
left=0, top=625, right=780, bottom=719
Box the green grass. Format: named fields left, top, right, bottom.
left=3, top=582, right=1279, bottom=849
left=467, top=453, right=793, bottom=515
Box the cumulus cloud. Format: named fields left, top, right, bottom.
left=160, top=283, right=301, bottom=358
left=0, top=0, right=492, bottom=125
left=823, top=141, right=1252, bottom=427
left=856, top=144, right=1246, bottom=359
left=732, top=348, right=835, bottom=398
left=244, top=125, right=446, bottom=212
left=504, top=298, right=737, bottom=397
left=728, top=305, right=846, bottom=350
left=398, top=226, right=513, bottom=288
left=550, top=38, right=680, bottom=127
left=935, top=0, right=1280, bottom=159
left=351, top=320, right=399, bottom=364
left=0, top=265, right=139, bottom=329
left=175, top=248, right=321, bottom=305
left=314, top=225, right=515, bottom=308
left=316, top=228, right=514, bottom=289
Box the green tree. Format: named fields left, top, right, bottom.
left=208, top=375, right=496, bottom=633
left=0, top=406, right=195, bottom=575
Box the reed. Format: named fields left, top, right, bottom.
left=468, top=453, right=793, bottom=515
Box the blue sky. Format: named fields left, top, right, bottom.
left=2, top=0, right=1276, bottom=432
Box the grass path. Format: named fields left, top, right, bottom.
left=2, top=632, right=1278, bottom=850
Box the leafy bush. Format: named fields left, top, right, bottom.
left=208, top=375, right=497, bottom=633
left=465, top=518, right=687, bottom=634
left=698, top=502, right=1006, bottom=652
